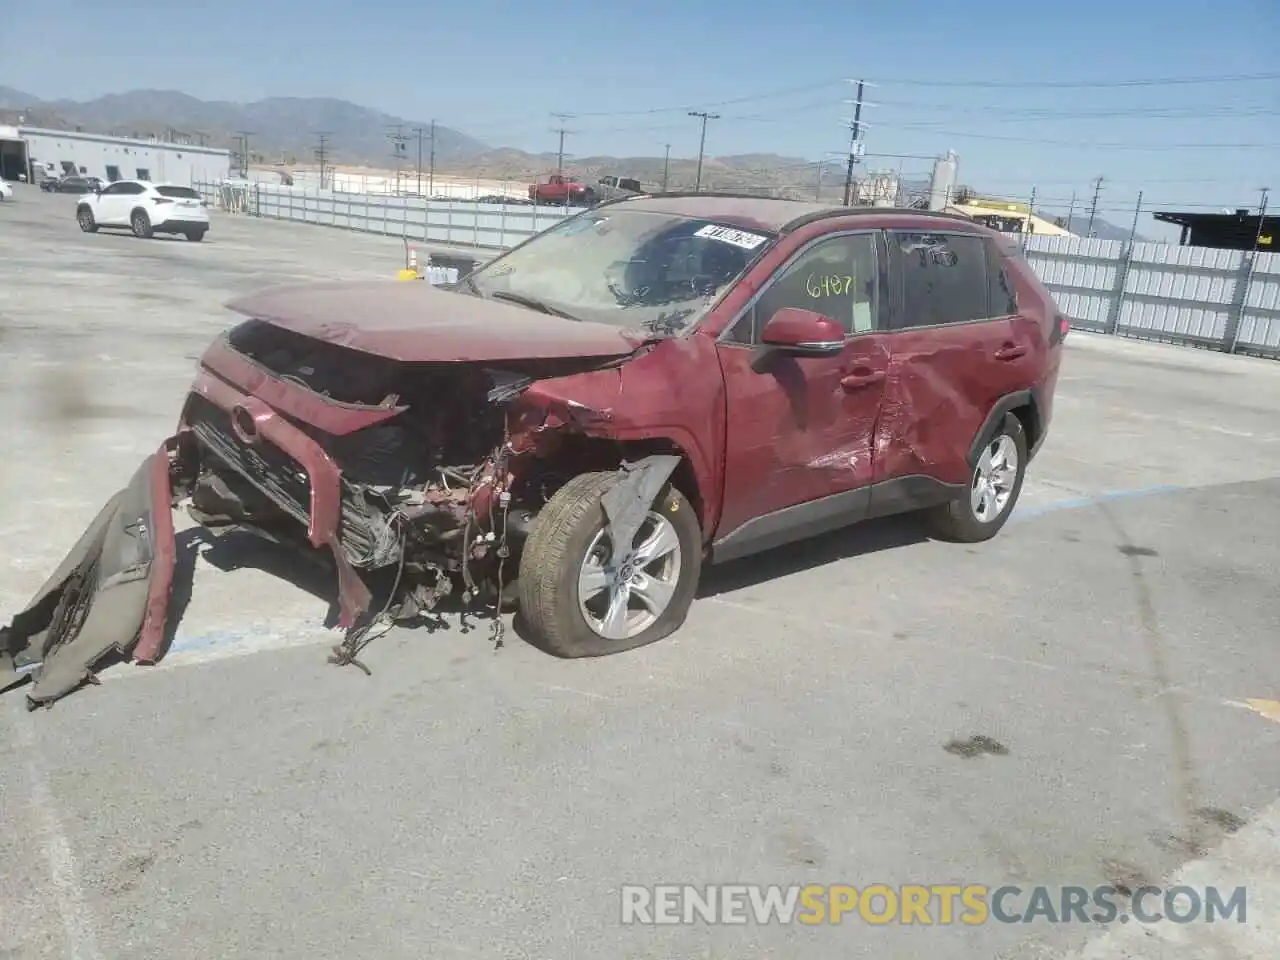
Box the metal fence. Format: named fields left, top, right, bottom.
left=1022, top=235, right=1280, bottom=357
left=194, top=181, right=1280, bottom=358
left=197, top=181, right=576, bottom=251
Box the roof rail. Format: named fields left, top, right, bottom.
left=781, top=206, right=981, bottom=233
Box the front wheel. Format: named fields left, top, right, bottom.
left=517, top=471, right=702, bottom=657
left=77, top=206, right=98, bottom=232
left=927, top=413, right=1028, bottom=542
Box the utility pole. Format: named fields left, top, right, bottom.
left=662, top=144, right=671, bottom=192
left=389, top=125, right=408, bottom=194
left=688, top=111, right=719, bottom=192
left=842, top=79, right=868, bottom=206
left=815, top=160, right=826, bottom=201
left=428, top=120, right=436, bottom=196
left=1066, top=190, right=1077, bottom=233
left=235, top=130, right=254, bottom=178
left=314, top=133, right=330, bottom=190
left=1127, top=191, right=1144, bottom=244
left=412, top=126, right=426, bottom=195
left=551, top=113, right=574, bottom=179
left=1022, top=186, right=1037, bottom=250
left=1087, top=176, right=1104, bottom=237
left=1228, top=186, right=1270, bottom=354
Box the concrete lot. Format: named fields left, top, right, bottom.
left=1, top=185, right=1278, bottom=960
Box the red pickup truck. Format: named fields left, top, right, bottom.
left=528, top=174, right=595, bottom=206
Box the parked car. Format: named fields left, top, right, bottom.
left=528, top=174, right=595, bottom=206
left=75, top=180, right=210, bottom=241
left=0, top=180, right=12, bottom=201
left=43, top=175, right=101, bottom=194
left=594, top=175, right=646, bottom=203
left=3, top=193, right=1068, bottom=704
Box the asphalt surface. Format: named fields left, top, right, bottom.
left=1, top=184, right=1278, bottom=960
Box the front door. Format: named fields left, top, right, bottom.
left=713, top=230, right=890, bottom=557
left=90, top=181, right=129, bottom=225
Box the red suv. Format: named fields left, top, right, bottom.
left=4, top=194, right=1067, bottom=703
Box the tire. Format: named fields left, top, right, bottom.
left=130, top=209, right=152, bottom=239
left=517, top=470, right=702, bottom=658
left=76, top=206, right=98, bottom=233
left=185, top=228, right=206, bottom=242
left=927, top=413, right=1028, bottom=542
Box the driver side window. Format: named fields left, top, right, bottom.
left=730, top=232, right=881, bottom=344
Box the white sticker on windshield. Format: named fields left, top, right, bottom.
left=694, top=224, right=769, bottom=249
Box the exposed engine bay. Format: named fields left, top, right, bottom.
left=176, top=321, right=631, bottom=669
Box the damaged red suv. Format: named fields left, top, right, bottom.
left=3, top=194, right=1067, bottom=704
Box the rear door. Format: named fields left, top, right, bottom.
left=713, top=230, right=891, bottom=551
left=877, top=229, right=1030, bottom=486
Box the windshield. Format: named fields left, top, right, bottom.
left=463, top=210, right=774, bottom=334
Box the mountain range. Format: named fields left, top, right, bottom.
left=0, top=85, right=922, bottom=201
left=0, top=85, right=1143, bottom=235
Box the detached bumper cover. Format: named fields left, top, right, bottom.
left=0, top=445, right=177, bottom=708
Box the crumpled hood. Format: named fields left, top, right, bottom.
left=224, top=280, right=644, bottom=363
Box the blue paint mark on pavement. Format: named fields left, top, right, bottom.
left=1011, top=484, right=1184, bottom=522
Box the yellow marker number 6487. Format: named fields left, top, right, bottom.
left=805, top=273, right=855, bottom=298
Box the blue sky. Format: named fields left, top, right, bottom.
left=2, top=0, right=1276, bottom=231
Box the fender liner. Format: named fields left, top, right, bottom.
left=967, top=390, right=1039, bottom=468
left=599, top=454, right=682, bottom=557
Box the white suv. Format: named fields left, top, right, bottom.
left=75, top=180, right=210, bottom=241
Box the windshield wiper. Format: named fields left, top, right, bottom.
left=488, top=290, right=580, bottom=321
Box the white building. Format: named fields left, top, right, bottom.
left=0, top=125, right=230, bottom=185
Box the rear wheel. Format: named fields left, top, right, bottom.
left=185, top=228, right=206, bottom=242
left=518, top=471, right=702, bottom=658
left=927, top=413, right=1027, bottom=542
left=76, top=206, right=98, bottom=232
left=130, top=209, right=152, bottom=239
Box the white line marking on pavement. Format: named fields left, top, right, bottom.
left=9, top=714, right=105, bottom=960
left=1057, top=799, right=1279, bottom=959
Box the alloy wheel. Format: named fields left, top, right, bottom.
left=970, top=434, right=1019, bottom=523
left=577, top=511, right=683, bottom=640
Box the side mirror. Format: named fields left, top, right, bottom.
left=759, top=307, right=845, bottom=356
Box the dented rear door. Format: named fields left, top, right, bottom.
left=876, top=229, right=1028, bottom=486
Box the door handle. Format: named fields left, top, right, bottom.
left=841, top=370, right=886, bottom=390
left=994, top=343, right=1027, bottom=361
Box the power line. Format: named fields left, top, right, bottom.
left=874, top=121, right=1280, bottom=149
left=866, top=71, right=1280, bottom=89
left=572, top=79, right=846, bottom=118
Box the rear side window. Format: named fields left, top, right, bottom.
left=985, top=240, right=1019, bottom=316
left=157, top=186, right=200, bottom=199
left=891, top=232, right=990, bottom=328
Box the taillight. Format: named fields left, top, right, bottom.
left=152, top=197, right=172, bottom=205
left=1049, top=313, right=1070, bottom=346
